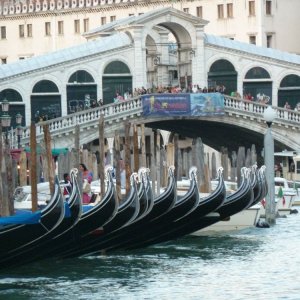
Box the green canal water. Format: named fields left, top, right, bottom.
left=0, top=209, right=300, bottom=300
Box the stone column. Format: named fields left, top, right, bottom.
left=192, top=24, right=207, bottom=87
left=132, top=25, right=147, bottom=88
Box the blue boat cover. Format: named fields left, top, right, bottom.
left=0, top=210, right=42, bottom=225
left=82, top=205, right=94, bottom=213
left=64, top=202, right=71, bottom=218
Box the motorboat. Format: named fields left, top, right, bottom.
left=13, top=182, right=51, bottom=210
left=185, top=167, right=254, bottom=237
left=192, top=203, right=262, bottom=235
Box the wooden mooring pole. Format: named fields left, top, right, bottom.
left=43, top=124, right=55, bottom=195
left=124, top=122, right=131, bottom=194
left=98, top=115, right=105, bottom=197
left=30, top=122, right=38, bottom=212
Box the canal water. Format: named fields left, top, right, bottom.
left=1, top=209, right=300, bottom=300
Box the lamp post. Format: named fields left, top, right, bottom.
left=1, top=98, right=12, bottom=145
left=263, top=105, right=277, bottom=225
left=15, top=113, right=23, bottom=148
left=1, top=99, right=23, bottom=148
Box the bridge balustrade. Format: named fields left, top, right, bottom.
left=6, top=94, right=300, bottom=149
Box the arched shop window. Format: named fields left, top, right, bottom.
left=278, top=74, right=300, bottom=109
left=32, top=80, right=59, bottom=93
left=0, top=88, right=25, bottom=127
left=104, top=61, right=130, bottom=74
left=67, top=70, right=97, bottom=114
left=69, top=70, right=95, bottom=83
left=245, top=67, right=270, bottom=79
left=243, top=67, right=272, bottom=104
left=31, top=80, right=61, bottom=121
left=208, top=59, right=237, bottom=95
left=102, top=61, right=132, bottom=105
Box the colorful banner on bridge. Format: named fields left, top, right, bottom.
left=141, top=93, right=190, bottom=116
left=190, top=93, right=225, bottom=116
left=141, top=93, right=225, bottom=116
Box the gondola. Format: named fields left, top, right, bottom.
left=0, top=176, right=66, bottom=269
left=103, top=165, right=178, bottom=252
left=60, top=172, right=140, bottom=258
left=71, top=166, right=118, bottom=236
left=5, top=168, right=84, bottom=265
left=122, top=166, right=201, bottom=250
left=245, top=165, right=262, bottom=208
left=174, top=166, right=255, bottom=237
left=76, top=167, right=155, bottom=254
left=0, top=176, right=65, bottom=257
left=251, top=166, right=268, bottom=207
left=126, top=166, right=226, bottom=249
left=43, top=166, right=119, bottom=258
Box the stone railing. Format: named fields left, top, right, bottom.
left=10, top=97, right=142, bottom=147
left=8, top=94, right=300, bottom=148
left=223, top=95, right=300, bottom=125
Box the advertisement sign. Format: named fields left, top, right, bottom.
left=142, top=93, right=224, bottom=117
left=142, top=94, right=190, bottom=116
left=190, top=93, right=225, bottom=116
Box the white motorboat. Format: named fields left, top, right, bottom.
left=260, top=192, right=295, bottom=218
left=13, top=181, right=71, bottom=210
left=191, top=203, right=262, bottom=235
left=13, top=182, right=51, bottom=210
left=275, top=177, right=300, bottom=206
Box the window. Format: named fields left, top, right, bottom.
left=101, top=17, right=106, bottom=25
left=19, top=24, right=25, bottom=38
left=183, top=8, right=189, bottom=14
left=227, top=3, right=233, bottom=18
left=267, top=34, right=272, bottom=48
left=249, top=1, right=255, bottom=16
left=74, top=19, right=80, bottom=34
left=1, top=57, right=7, bottom=64
left=110, top=16, right=116, bottom=22
left=58, top=21, right=64, bottom=35
left=217, top=4, right=224, bottom=19
left=0, top=26, right=6, bottom=39
left=45, top=22, right=51, bottom=36
left=27, top=24, right=32, bottom=37
left=196, top=6, right=203, bottom=18
left=266, top=0, right=272, bottom=15
left=84, top=18, right=89, bottom=32
left=129, top=13, right=134, bottom=17
left=19, top=55, right=32, bottom=60
left=249, top=35, right=256, bottom=45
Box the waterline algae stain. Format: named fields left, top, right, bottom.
left=1, top=210, right=300, bottom=300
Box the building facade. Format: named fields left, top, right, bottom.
left=1, top=7, right=300, bottom=129
left=0, top=0, right=299, bottom=64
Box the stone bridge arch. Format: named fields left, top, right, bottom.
left=139, top=113, right=294, bottom=155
